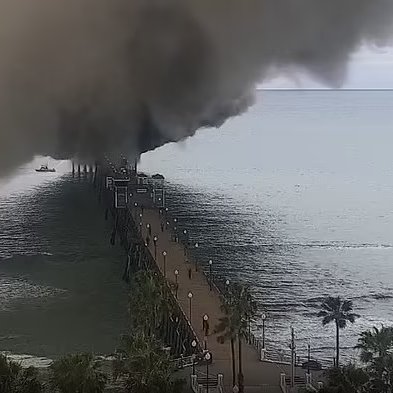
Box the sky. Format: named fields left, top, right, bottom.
left=261, top=45, right=393, bottom=89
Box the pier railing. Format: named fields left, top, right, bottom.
left=99, top=167, right=203, bottom=357
left=163, top=210, right=333, bottom=371
left=100, top=162, right=330, bottom=370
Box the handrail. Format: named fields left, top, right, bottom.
left=100, top=168, right=203, bottom=356
left=129, top=207, right=204, bottom=355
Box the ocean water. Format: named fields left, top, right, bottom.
left=0, top=158, right=128, bottom=364
left=1, top=90, right=393, bottom=364
left=139, top=90, right=393, bottom=363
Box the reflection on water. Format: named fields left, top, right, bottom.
left=140, top=90, right=393, bottom=362
left=2, top=90, right=393, bottom=364
left=0, top=158, right=127, bottom=363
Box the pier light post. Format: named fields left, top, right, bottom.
left=166, top=220, right=170, bottom=230
left=153, top=236, right=158, bottom=260
left=139, top=222, right=142, bottom=235
left=290, top=326, right=296, bottom=388
left=262, top=313, right=266, bottom=349
left=205, top=352, right=211, bottom=393
left=134, top=202, right=138, bottom=219
left=191, top=340, right=197, bottom=375
left=194, top=243, right=199, bottom=271
left=162, top=251, right=167, bottom=277
left=248, top=314, right=251, bottom=344
left=208, top=260, right=213, bottom=291
left=203, top=314, right=209, bottom=349
left=174, top=270, right=179, bottom=298
left=183, top=230, right=188, bottom=256
left=225, top=279, right=230, bottom=303
left=188, top=292, right=193, bottom=321
left=307, top=339, right=311, bottom=375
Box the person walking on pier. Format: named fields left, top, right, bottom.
left=160, top=222, right=164, bottom=232
left=188, top=267, right=192, bottom=280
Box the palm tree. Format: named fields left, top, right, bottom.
left=214, top=301, right=239, bottom=387
left=215, top=284, right=256, bottom=393
left=0, top=354, right=42, bottom=393
left=234, top=285, right=257, bottom=393
left=318, top=296, right=359, bottom=367
left=356, top=326, right=393, bottom=364
left=323, top=364, right=369, bottom=393
left=50, top=353, right=107, bottom=393
left=129, top=270, right=166, bottom=336
left=368, top=353, right=393, bottom=393
left=113, top=332, right=184, bottom=393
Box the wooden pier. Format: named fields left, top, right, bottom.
left=93, top=158, right=317, bottom=393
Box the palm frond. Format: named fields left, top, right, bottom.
left=322, top=315, right=335, bottom=325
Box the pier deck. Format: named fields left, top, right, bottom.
left=99, top=158, right=317, bottom=393
left=138, top=207, right=293, bottom=393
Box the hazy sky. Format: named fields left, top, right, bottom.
left=262, top=46, right=393, bottom=89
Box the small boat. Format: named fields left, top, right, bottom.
left=35, top=164, right=56, bottom=173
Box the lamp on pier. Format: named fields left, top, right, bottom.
left=205, top=352, right=211, bottom=393
left=133, top=202, right=138, bottom=219
left=208, top=259, right=213, bottom=291
left=191, top=340, right=197, bottom=375
left=307, top=339, right=311, bottom=374
left=162, top=251, right=167, bottom=277
left=153, top=236, right=158, bottom=260
left=174, top=269, right=179, bottom=298
left=194, top=242, right=199, bottom=271
left=188, top=291, right=193, bottom=320
left=262, top=313, right=266, bottom=349
left=203, top=314, right=209, bottom=349
left=183, top=229, right=188, bottom=256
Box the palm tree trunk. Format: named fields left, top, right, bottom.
left=231, top=338, right=236, bottom=387
left=336, top=321, right=340, bottom=367
left=238, top=335, right=244, bottom=393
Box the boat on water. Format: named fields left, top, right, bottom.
left=35, top=164, right=56, bottom=173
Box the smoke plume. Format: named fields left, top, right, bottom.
left=0, top=0, right=393, bottom=173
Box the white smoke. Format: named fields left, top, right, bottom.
left=0, top=0, right=393, bottom=174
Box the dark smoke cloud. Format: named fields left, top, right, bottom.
left=0, top=0, right=393, bottom=174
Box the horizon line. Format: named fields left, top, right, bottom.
left=256, top=87, right=393, bottom=91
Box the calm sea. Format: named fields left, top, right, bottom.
left=0, top=159, right=128, bottom=365
left=1, top=90, right=393, bottom=364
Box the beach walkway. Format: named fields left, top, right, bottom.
left=137, top=206, right=302, bottom=393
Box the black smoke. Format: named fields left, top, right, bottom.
left=0, top=0, right=393, bottom=173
